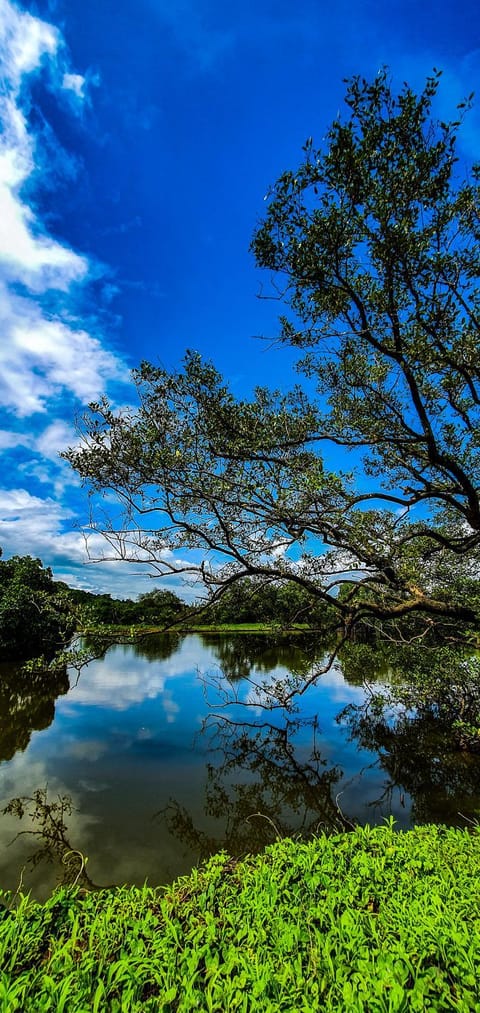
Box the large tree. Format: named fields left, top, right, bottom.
left=66, top=71, right=480, bottom=644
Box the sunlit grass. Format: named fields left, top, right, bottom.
left=1, top=822, right=480, bottom=1010
left=77, top=622, right=310, bottom=634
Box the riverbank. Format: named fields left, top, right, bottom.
left=76, top=621, right=311, bottom=637
left=1, top=822, right=479, bottom=1010
left=75, top=615, right=307, bottom=632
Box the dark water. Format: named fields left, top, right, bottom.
left=0, top=633, right=479, bottom=897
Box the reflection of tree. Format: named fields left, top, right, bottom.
left=342, top=704, right=480, bottom=824
left=0, top=662, right=69, bottom=762
left=199, top=632, right=332, bottom=685
left=129, top=632, right=185, bottom=662
left=3, top=788, right=109, bottom=891
left=340, top=642, right=480, bottom=824
left=158, top=715, right=348, bottom=863
left=81, top=631, right=184, bottom=663
left=338, top=642, right=392, bottom=687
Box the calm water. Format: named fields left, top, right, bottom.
left=1, top=633, right=479, bottom=897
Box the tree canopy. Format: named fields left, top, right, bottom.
left=66, top=71, right=480, bottom=645
left=68, top=586, right=187, bottom=627
left=0, top=553, right=75, bottom=661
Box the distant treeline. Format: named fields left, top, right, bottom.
left=68, top=586, right=188, bottom=627
left=199, top=579, right=334, bottom=628
left=69, top=577, right=336, bottom=629
left=0, top=552, right=339, bottom=662
left=0, top=551, right=190, bottom=661
left=5, top=548, right=479, bottom=666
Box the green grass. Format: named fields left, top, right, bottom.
left=177, top=622, right=309, bottom=633
left=2, top=822, right=480, bottom=1010
left=77, top=622, right=309, bottom=636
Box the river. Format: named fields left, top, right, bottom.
left=0, top=632, right=479, bottom=897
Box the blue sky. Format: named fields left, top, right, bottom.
left=0, top=0, right=479, bottom=598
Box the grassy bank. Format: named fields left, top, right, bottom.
left=1, top=822, right=480, bottom=1011
left=76, top=622, right=310, bottom=636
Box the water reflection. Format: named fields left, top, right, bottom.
left=341, top=698, right=480, bottom=824
left=159, top=714, right=348, bottom=864
left=1, top=632, right=480, bottom=896
left=337, top=642, right=392, bottom=687
left=199, top=632, right=321, bottom=682
left=130, top=632, right=185, bottom=662
left=0, top=661, right=69, bottom=762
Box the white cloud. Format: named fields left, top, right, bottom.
left=0, top=427, right=30, bottom=450
left=0, top=3, right=196, bottom=601
left=0, top=2, right=129, bottom=421
left=0, top=0, right=129, bottom=412
left=0, top=486, right=194, bottom=598
left=62, top=72, right=86, bottom=99
left=0, top=286, right=128, bottom=416
left=35, top=420, right=77, bottom=460
left=0, top=0, right=58, bottom=85
left=0, top=489, right=103, bottom=576
left=0, top=487, right=74, bottom=540
left=0, top=4, right=87, bottom=290
left=0, top=0, right=134, bottom=593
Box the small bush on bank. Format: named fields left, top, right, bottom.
left=1, top=822, right=480, bottom=1011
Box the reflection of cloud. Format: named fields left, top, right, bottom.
left=137, top=726, right=154, bottom=740
left=78, top=778, right=109, bottom=793
left=62, top=738, right=109, bottom=762
left=64, top=660, right=165, bottom=711
left=313, top=663, right=367, bottom=705
left=237, top=659, right=368, bottom=712
left=61, top=637, right=216, bottom=711
left=163, top=692, right=180, bottom=724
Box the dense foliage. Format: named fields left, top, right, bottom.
left=201, top=577, right=334, bottom=627
left=66, top=71, right=480, bottom=651
left=70, top=586, right=188, bottom=628
left=0, top=554, right=75, bottom=661
left=1, top=823, right=480, bottom=1010
left=0, top=549, right=192, bottom=659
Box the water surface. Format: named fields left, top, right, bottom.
left=0, top=633, right=478, bottom=897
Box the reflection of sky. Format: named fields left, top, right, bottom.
left=60, top=636, right=218, bottom=710
left=0, top=635, right=407, bottom=896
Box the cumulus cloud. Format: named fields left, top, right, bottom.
left=0, top=1, right=128, bottom=412
left=0, top=284, right=128, bottom=416
left=0, top=0, right=58, bottom=83
left=0, top=488, right=129, bottom=574
left=34, top=420, right=77, bottom=461
left=0, top=487, right=76, bottom=554
left=0, top=486, right=195, bottom=598
left=0, top=0, right=132, bottom=591
left=0, top=427, right=30, bottom=450
left=0, top=5, right=86, bottom=289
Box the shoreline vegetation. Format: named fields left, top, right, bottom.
left=77, top=621, right=311, bottom=636
left=1, top=822, right=479, bottom=1011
